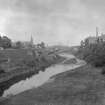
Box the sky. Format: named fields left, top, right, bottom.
left=0, top=0, right=105, bottom=46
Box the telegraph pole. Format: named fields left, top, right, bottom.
left=96, top=27, right=99, bottom=38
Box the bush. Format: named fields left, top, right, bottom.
left=79, top=42, right=105, bottom=67
left=22, top=59, right=38, bottom=68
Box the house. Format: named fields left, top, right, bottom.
left=85, top=33, right=105, bottom=44
left=86, top=36, right=97, bottom=44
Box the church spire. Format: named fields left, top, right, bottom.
left=30, top=35, right=34, bottom=45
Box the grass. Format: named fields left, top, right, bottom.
left=0, top=48, right=65, bottom=97
left=1, top=64, right=105, bottom=105
left=0, top=49, right=33, bottom=63
left=0, top=48, right=63, bottom=73
left=0, top=49, right=32, bottom=72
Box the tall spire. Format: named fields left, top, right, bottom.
left=30, top=35, right=34, bottom=45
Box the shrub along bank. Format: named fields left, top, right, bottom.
left=77, top=40, right=105, bottom=74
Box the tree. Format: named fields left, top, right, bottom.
left=80, top=40, right=85, bottom=48
left=37, top=42, right=45, bottom=49
left=84, top=38, right=89, bottom=46
left=15, top=41, right=23, bottom=49
left=1, top=36, right=12, bottom=49
left=40, top=42, right=45, bottom=48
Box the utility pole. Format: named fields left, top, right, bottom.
left=96, top=27, right=99, bottom=38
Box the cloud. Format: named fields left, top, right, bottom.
left=0, top=0, right=70, bottom=16
left=0, top=0, right=105, bottom=45
left=82, top=0, right=105, bottom=12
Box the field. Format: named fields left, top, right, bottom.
left=1, top=64, right=105, bottom=105
left=0, top=49, right=33, bottom=72
left=0, top=48, right=63, bottom=72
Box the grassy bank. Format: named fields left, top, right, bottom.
left=0, top=55, right=64, bottom=96
left=1, top=64, right=105, bottom=105
left=0, top=48, right=65, bottom=96
left=0, top=48, right=64, bottom=82
left=0, top=69, right=35, bottom=96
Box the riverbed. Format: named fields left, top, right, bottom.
left=3, top=53, right=86, bottom=97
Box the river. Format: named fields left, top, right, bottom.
left=3, top=53, right=86, bottom=97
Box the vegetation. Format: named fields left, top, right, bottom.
left=1, top=65, right=105, bottom=105
left=75, top=36, right=105, bottom=75
left=0, top=48, right=64, bottom=97
left=15, top=41, right=23, bottom=49
left=0, top=35, right=65, bottom=87
left=0, top=48, right=62, bottom=70
left=78, top=38, right=105, bottom=67
left=0, top=47, right=65, bottom=85
left=0, top=66, right=5, bottom=74
left=0, top=36, right=12, bottom=49
left=37, top=42, right=45, bottom=49
left=1, top=33, right=105, bottom=105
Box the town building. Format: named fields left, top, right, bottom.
left=84, top=27, right=105, bottom=44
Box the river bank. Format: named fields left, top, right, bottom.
left=3, top=53, right=85, bottom=97
left=0, top=52, right=65, bottom=97
left=1, top=64, right=105, bottom=105
left=0, top=53, right=87, bottom=104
